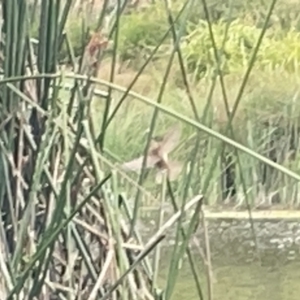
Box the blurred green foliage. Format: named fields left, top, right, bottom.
left=30, top=0, right=300, bottom=77
left=25, top=0, right=300, bottom=207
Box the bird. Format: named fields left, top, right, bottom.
left=121, top=125, right=183, bottom=184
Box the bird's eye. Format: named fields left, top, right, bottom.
left=153, top=136, right=163, bottom=142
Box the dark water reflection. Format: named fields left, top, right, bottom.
left=158, top=251, right=300, bottom=300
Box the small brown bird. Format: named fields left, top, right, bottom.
left=121, top=125, right=183, bottom=184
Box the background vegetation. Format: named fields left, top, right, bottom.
left=90, top=0, right=300, bottom=209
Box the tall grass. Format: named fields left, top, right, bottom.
left=0, top=0, right=299, bottom=299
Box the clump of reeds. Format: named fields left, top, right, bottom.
left=0, top=1, right=206, bottom=299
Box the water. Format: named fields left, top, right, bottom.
left=139, top=209, right=300, bottom=299
left=158, top=253, right=300, bottom=300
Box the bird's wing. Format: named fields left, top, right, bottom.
left=121, top=155, right=160, bottom=172
left=160, top=125, right=181, bottom=155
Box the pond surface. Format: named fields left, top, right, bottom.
left=139, top=209, right=300, bottom=299
left=158, top=253, right=300, bottom=300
